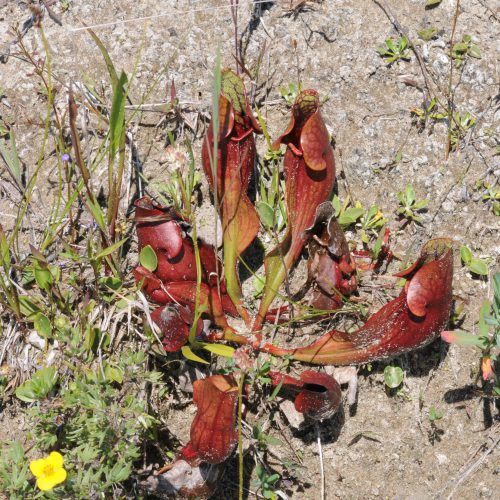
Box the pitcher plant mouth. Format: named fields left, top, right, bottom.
left=253, top=90, right=336, bottom=333
left=201, top=69, right=262, bottom=326
left=262, top=238, right=453, bottom=365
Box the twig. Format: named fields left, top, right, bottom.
left=477, top=0, right=499, bottom=21
left=41, top=0, right=63, bottom=26
left=338, top=148, right=354, bottom=204
left=0, top=15, right=36, bottom=63
left=445, top=0, right=462, bottom=160
left=69, top=1, right=278, bottom=32
left=445, top=426, right=500, bottom=499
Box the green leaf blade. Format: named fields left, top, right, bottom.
left=139, top=245, right=158, bottom=272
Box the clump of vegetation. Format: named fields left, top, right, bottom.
left=451, top=34, right=481, bottom=66
left=396, top=183, right=428, bottom=223
left=460, top=245, right=490, bottom=277
left=376, top=35, right=411, bottom=64
left=442, top=273, right=500, bottom=395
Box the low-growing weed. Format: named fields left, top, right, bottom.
left=383, top=365, right=404, bottom=390
left=279, top=82, right=302, bottom=106
left=253, top=463, right=281, bottom=500
left=450, top=111, right=476, bottom=151
left=4, top=350, right=160, bottom=497
left=442, top=272, right=500, bottom=395
left=396, top=183, right=428, bottom=223
left=376, top=36, right=411, bottom=64
left=0, top=441, right=32, bottom=498
left=451, top=35, right=481, bottom=66
left=460, top=245, right=489, bottom=277
left=417, top=26, right=439, bottom=42
left=410, top=97, right=447, bottom=132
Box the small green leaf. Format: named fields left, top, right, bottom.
left=425, top=0, right=442, bottom=7
left=383, top=365, right=404, bottom=389
left=98, top=276, right=123, bottom=291
left=428, top=406, right=443, bottom=421
left=468, top=258, right=488, bottom=276
left=107, top=461, right=132, bottom=483
left=256, top=201, right=275, bottom=228
left=338, top=207, right=364, bottom=227
left=453, top=42, right=469, bottom=54
left=460, top=245, right=472, bottom=265
left=441, top=330, right=487, bottom=347
left=373, top=226, right=386, bottom=259
left=15, top=366, right=58, bottom=402
left=266, top=473, right=280, bottom=484
left=468, top=45, right=481, bottom=59
left=139, top=245, right=158, bottom=272
left=34, top=313, right=52, bottom=338
left=405, top=184, right=415, bottom=206
left=34, top=265, right=53, bottom=290
left=0, top=129, right=22, bottom=188
left=18, top=295, right=42, bottom=319
left=413, top=199, right=429, bottom=209
left=386, top=38, right=395, bottom=52
left=87, top=198, right=107, bottom=232
left=181, top=345, right=209, bottom=364
left=104, top=365, right=124, bottom=384
left=94, top=237, right=128, bottom=260
left=418, top=27, right=438, bottom=42
left=202, top=344, right=235, bottom=358
left=331, top=195, right=341, bottom=216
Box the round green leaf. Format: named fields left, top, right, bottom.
left=139, top=245, right=158, bottom=272
left=34, top=313, right=52, bottom=338
left=460, top=245, right=472, bottom=265
left=384, top=365, right=404, bottom=389
left=453, top=42, right=468, bottom=54
left=469, top=258, right=488, bottom=276
left=256, top=201, right=275, bottom=228
left=15, top=367, right=58, bottom=402
left=469, top=45, right=481, bottom=59
left=34, top=266, right=53, bottom=290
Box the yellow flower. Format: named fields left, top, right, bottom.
left=29, top=451, right=67, bottom=491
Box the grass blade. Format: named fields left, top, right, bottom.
left=87, top=27, right=118, bottom=89
left=0, top=128, right=23, bottom=190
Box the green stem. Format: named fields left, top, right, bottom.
left=10, top=24, right=53, bottom=251
left=238, top=372, right=245, bottom=500
left=188, top=218, right=203, bottom=345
